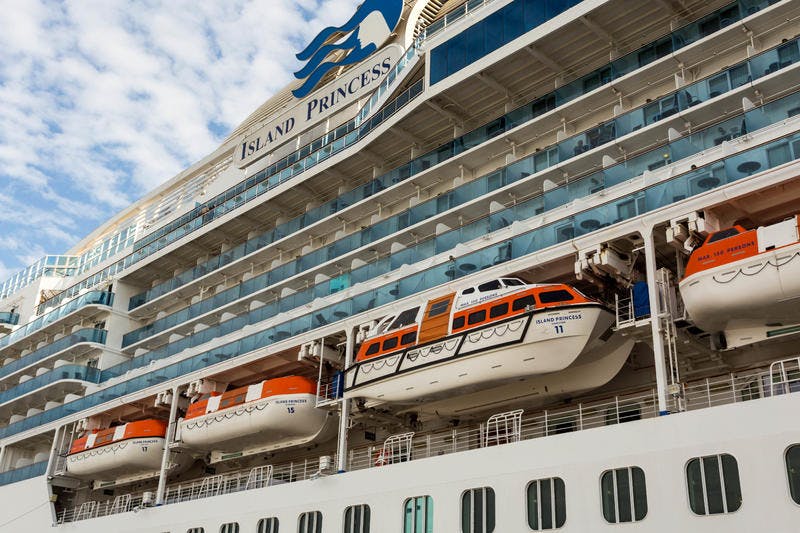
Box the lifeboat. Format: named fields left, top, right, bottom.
left=680, top=215, right=800, bottom=349
left=178, top=375, right=333, bottom=453
left=343, top=278, right=620, bottom=403
left=66, top=419, right=170, bottom=479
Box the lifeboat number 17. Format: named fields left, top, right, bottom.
left=554, top=325, right=565, bottom=334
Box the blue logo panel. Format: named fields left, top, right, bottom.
left=293, top=0, right=403, bottom=98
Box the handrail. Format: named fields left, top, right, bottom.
left=0, top=328, right=106, bottom=381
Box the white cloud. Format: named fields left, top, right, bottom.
left=0, top=0, right=361, bottom=279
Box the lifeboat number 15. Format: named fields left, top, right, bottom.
left=287, top=406, right=295, bottom=414
left=554, top=325, right=565, bottom=334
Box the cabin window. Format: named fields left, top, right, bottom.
left=707, top=227, right=740, bottom=243
left=401, top=332, right=417, bottom=345
left=478, top=280, right=502, bottom=292
left=538, top=290, right=575, bottom=304
left=512, top=295, right=536, bottom=311
left=503, top=278, right=525, bottom=286
left=297, top=511, right=322, bottom=533
left=468, top=310, right=487, bottom=325
left=257, top=517, right=279, bottom=533
left=461, top=487, right=495, bottom=533
left=404, top=496, right=433, bottom=533
left=220, top=524, right=239, bottom=533
left=489, top=303, right=509, bottom=319
left=686, top=454, right=742, bottom=515
left=428, top=299, right=452, bottom=317
left=452, top=316, right=466, bottom=330
left=365, top=343, right=380, bottom=356
left=390, top=307, right=421, bottom=330
left=187, top=529, right=204, bottom=533
left=527, top=477, right=566, bottom=530
left=343, top=504, right=371, bottom=533
left=786, top=445, right=800, bottom=504
left=462, top=288, right=476, bottom=295
left=601, top=466, right=647, bottom=523
left=383, top=337, right=399, bottom=351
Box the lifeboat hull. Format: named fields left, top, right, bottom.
left=680, top=241, right=800, bottom=338
left=65, top=437, right=165, bottom=479
left=344, top=305, right=612, bottom=403
left=178, top=393, right=331, bottom=453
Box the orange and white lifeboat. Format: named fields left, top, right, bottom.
left=178, top=376, right=332, bottom=453
left=344, top=278, right=617, bottom=403
left=66, top=419, right=168, bottom=479
left=680, top=216, right=800, bottom=349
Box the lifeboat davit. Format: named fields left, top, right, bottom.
left=343, top=278, right=620, bottom=403
left=680, top=216, right=800, bottom=349
left=178, top=376, right=333, bottom=453
left=66, top=419, right=170, bottom=479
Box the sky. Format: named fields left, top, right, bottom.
left=0, top=0, right=362, bottom=283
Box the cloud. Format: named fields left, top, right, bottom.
left=0, top=0, right=361, bottom=283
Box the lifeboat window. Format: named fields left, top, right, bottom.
left=428, top=299, right=452, bottom=318
left=461, top=487, right=495, bottom=533
left=538, top=290, right=575, bottom=304
left=452, top=316, right=465, bottom=330
left=489, top=303, right=509, bottom=319
left=512, top=295, right=536, bottom=311
left=527, top=477, right=566, bottom=530
left=219, top=523, right=239, bottom=533
left=462, top=287, right=475, bottom=295
left=401, top=332, right=417, bottom=345
left=478, top=280, right=502, bottom=292
left=256, top=517, right=279, bottom=533
left=502, top=278, right=525, bottom=286
left=601, top=466, right=648, bottom=523
left=686, top=454, right=742, bottom=515
left=383, top=337, right=399, bottom=351
left=390, top=307, right=420, bottom=330
left=365, top=342, right=380, bottom=356
left=187, top=529, right=204, bottom=533
left=343, top=504, right=371, bottom=533
left=468, top=310, right=487, bottom=325
left=786, top=445, right=800, bottom=504
left=707, top=227, right=741, bottom=243
left=298, top=511, right=322, bottom=533
left=403, top=496, right=433, bottom=533
left=95, top=434, right=114, bottom=445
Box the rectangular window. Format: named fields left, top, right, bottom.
left=365, top=343, right=380, bottom=356
left=401, top=332, right=417, bottom=345
left=257, top=517, right=279, bottom=533
left=343, top=504, right=370, bottom=533
left=512, top=295, right=536, bottom=311
left=601, top=467, right=647, bottom=523
left=452, top=316, right=465, bottom=330
left=428, top=299, right=451, bottom=317
left=404, top=496, right=433, bottom=533
left=188, top=529, right=204, bottom=533
left=527, top=477, right=566, bottom=530
left=686, top=454, right=742, bottom=514
left=468, top=310, right=487, bottom=325
left=220, top=524, right=239, bottom=533
left=383, top=337, right=399, bottom=351
left=489, top=303, right=509, bottom=319
left=461, top=487, right=495, bottom=533
left=298, top=511, right=322, bottom=533
left=538, top=290, right=575, bottom=304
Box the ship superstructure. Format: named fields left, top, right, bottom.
left=2, top=0, right=800, bottom=531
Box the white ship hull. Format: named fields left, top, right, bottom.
left=345, top=306, right=612, bottom=403
left=178, top=393, right=332, bottom=453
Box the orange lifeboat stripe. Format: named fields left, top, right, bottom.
left=684, top=226, right=758, bottom=278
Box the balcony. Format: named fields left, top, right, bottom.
left=0, top=328, right=107, bottom=383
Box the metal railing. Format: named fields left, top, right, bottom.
left=56, top=359, right=800, bottom=523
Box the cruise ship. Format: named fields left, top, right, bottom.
left=2, top=0, right=800, bottom=531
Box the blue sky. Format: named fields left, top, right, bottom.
left=0, top=0, right=360, bottom=283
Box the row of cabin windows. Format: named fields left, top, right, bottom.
left=364, top=331, right=418, bottom=357
left=187, top=446, right=800, bottom=533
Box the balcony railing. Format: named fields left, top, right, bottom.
left=0, top=461, right=47, bottom=487
left=0, top=312, right=19, bottom=326
left=0, top=365, right=100, bottom=406
left=0, top=329, right=107, bottom=381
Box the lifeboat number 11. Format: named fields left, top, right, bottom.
left=554, top=325, right=565, bottom=334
